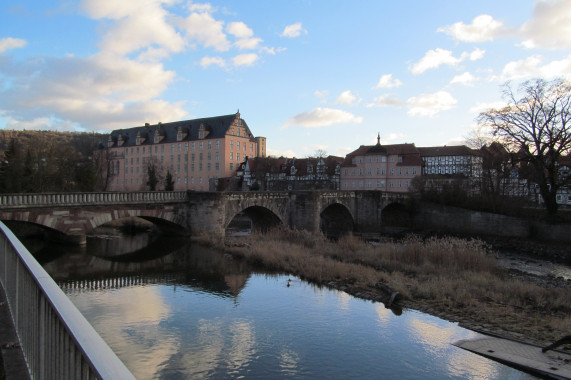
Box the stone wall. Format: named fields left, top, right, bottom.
left=413, top=202, right=571, bottom=243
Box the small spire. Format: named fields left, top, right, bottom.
left=377, top=132, right=381, bottom=145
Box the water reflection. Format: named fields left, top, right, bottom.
left=29, top=233, right=536, bottom=379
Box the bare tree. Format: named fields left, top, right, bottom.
left=478, top=78, right=571, bottom=215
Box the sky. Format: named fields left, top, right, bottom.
left=1, top=0, right=570, bottom=158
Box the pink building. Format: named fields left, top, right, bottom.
left=101, top=112, right=265, bottom=192
left=340, top=135, right=422, bottom=192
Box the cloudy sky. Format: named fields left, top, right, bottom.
left=1, top=0, right=570, bottom=157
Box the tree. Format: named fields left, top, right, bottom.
left=146, top=160, right=159, bottom=191
left=478, top=78, right=571, bottom=215
left=165, top=170, right=174, bottom=191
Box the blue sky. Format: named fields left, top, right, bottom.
left=1, top=0, right=570, bottom=158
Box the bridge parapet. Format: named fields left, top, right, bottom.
left=0, top=191, right=188, bottom=209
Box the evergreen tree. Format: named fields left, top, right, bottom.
left=165, top=170, right=174, bottom=191
left=146, top=162, right=159, bottom=191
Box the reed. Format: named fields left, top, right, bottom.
left=194, top=227, right=571, bottom=344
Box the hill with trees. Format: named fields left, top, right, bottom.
left=0, top=130, right=108, bottom=193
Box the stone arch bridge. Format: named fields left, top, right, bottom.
left=0, top=191, right=412, bottom=243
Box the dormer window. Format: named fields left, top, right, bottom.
left=136, top=131, right=141, bottom=145
left=154, top=130, right=160, bottom=144
left=117, top=134, right=124, bottom=146
left=198, top=123, right=205, bottom=139
left=107, top=135, right=114, bottom=147
left=176, top=126, right=182, bottom=142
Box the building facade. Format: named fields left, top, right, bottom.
left=340, top=136, right=422, bottom=192
left=100, top=112, right=266, bottom=192
left=417, top=145, right=483, bottom=195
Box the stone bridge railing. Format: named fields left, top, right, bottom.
left=0, top=191, right=189, bottom=209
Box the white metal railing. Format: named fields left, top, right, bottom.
left=0, top=221, right=135, bottom=380
left=0, top=191, right=188, bottom=209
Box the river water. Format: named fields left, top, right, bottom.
left=25, top=231, right=536, bottom=379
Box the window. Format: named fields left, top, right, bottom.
left=207, top=152, right=211, bottom=160
left=215, top=140, right=220, bottom=149
left=215, top=152, right=219, bottom=161
left=230, top=152, right=233, bottom=160
left=237, top=141, right=240, bottom=150
left=367, top=168, right=372, bottom=175
left=230, top=140, right=234, bottom=149
left=382, top=157, right=386, bottom=163
left=230, top=163, right=233, bottom=170
left=192, top=142, right=195, bottom=151
left=199, top=142, right=203, bottom=150
left=178, top=143, right=181, bottom=152
left=185, top=143, right=189, bottom=152
left=199, top=153, right=203, bottom=161
left=208, top=141, right=212, bottom=150
left=171, top=145, right=174, bottom=153
left=237, top=153, right=240, bottom=162
left=215, top=162, right=219, bottom=171
left=199, top=177, right=202, bottom=184
left=390, top=168, right=394, bottom=175
left=250, top=144, right=253, bottom=152
left=412, top=167, right=417, bottom=175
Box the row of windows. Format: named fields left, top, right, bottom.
left=123, top=140, right=254, bottom=155
left=342, top=180, right=410, bottom=189
left=343, top=167, right=417, bottom=176
left=124, top=150, right=248, bottom=167
left=353, top=156, right=401, bottom=164
left=123, top=175, right=214, bottom=186
left=121, top=160, right=241, bottom=175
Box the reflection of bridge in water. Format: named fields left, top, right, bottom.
left=0, top=190, right=412, bottom=243
left=46, top=241, right=253, bottom=298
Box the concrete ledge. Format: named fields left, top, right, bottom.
left=454, top=336, right=571, bottom=379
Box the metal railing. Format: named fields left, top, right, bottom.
left=0, top=221, right=135, bottom=380
left=0, top=191, right=188, bottom=209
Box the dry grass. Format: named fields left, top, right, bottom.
left=193, top=227, right=571, bottom=344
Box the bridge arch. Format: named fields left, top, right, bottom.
left=319, top=203, right=354, bottom=238
left=226, top=206, right=282, bottom=232
left=381, top=202, right=411, bottom=227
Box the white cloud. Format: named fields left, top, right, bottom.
left=497, top=54, right=571, bottom=81
left=281, top=23, right=307, bottom=38
left=469, top=48, right=485, bottom=61
left=519, top=0, right=571, bottom=49
left=469, top=101, right=507, bottom=114
left=232, top=53, right=258, bottom=66
left=267, top=148, right=299, bottom=158
left=450, top=72, right=477, bottom=86
left=439, top=1, right=571, bottom=50
left=384, top=133, right=406, bottom=142
left=375, top=74, right=403, bottom=89
left=314, top=90, right=329, bottom=98
left=200, top=56, right=225, bottom=68
left=406, top=91, right=457, bottom=117
left=178, top=8, right=231, bottom=51
left=82, top=0, right=185, bottom=56
left=0, top=53, right=188, bottom=130
left=366, top=94, right=404, bottom=108
left=226, top=21, right=253, bottom=38
left=438, top=14, right=507, bottom=42
left=234, top=37, right=263, bottom=50
left=334, top=90, right=360, bottom=106
left=283, top=107, right=363, bottom=128
left=411, top=48, right=483, bottom=75
left=0, top=38, right=27, bottom=54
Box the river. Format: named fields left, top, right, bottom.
left=22, top=230, right=537, bottom=379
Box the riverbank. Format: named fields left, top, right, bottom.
left=192, top=228, right=570, bottom=347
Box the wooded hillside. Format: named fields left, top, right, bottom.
left=0, top=130, right=108, bottom=193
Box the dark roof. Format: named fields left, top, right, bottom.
left=417, top=145, right=481, bottom=157
left=102, top=113, right=254, bottom=148
left=342, top=143, right=422, bottom=167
